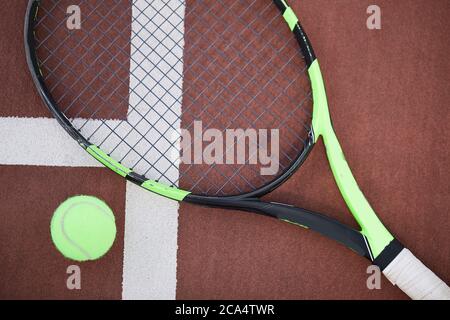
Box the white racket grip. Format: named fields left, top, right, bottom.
left=383, top=248, right=450, bottom=300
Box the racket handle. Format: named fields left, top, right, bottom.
left=383, top=248, right=450, bottom=300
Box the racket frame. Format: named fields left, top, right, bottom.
left=24, top=0, right=394, bottom=261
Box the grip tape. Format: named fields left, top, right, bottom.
left=383, top=248, right=450, bottom=300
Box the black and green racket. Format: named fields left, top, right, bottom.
left=25, top=0, right=449, bottom=299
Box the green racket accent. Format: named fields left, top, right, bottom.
left=282, top=6, right=298, bottom=31
left=308, top=60, right=394, bottom=258
left=87, top=145, right=189, bottom=201
left=87, top=145, right=132, bottom=178
left=309, top=60, right=332, bottom=142
left=141, top=180, right=190, bottom=201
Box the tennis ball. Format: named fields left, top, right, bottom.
left=50, top=195, right=116, bottom=262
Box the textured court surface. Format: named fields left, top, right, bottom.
left=0, top=0, right=449, bottom=299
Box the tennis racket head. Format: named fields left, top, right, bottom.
left=25, top=0, right=316, bottom=200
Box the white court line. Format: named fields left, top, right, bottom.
left=0, top=117, right=99, bottom=167
left=123, top=182, right=179, bottom=300
left=121, top=0, right=185, bottom=300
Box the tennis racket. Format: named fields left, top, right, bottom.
left=25, top=0, right=449, bottom=299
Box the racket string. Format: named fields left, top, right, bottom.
left=38, top=1, right=185, bottom=184
left=83, top=1, right=185, bottom=182
left=33, top=0, right=313, bottom=196
left=180, top=1, right=310, bottom=194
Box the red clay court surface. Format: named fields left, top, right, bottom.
left=0, top=0, right=449, bottom=299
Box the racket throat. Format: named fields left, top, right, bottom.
left=185, top=196, right=372, bottom=259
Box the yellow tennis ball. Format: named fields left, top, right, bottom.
left=50, top=195, right=116, bottom=262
